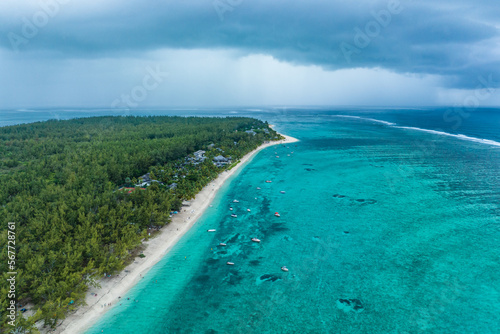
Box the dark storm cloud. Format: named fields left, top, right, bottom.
left=0, top=0, right=499, bottom=88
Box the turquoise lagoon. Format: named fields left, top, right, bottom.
left=76, top=110, right=499, bottom=333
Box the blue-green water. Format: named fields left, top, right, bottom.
left=78, top=110, right=500, bottom=333
left=2, top=108, right=498, bottom=333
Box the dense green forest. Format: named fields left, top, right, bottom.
left=0, top=116, right=279, bottom=332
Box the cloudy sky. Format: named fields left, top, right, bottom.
left=0, top=0, right=499, bottom=108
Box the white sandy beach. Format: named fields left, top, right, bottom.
left=48, top=133, right=298, bottom=334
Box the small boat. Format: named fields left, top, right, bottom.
left=256, top=187, right=261, bottom=190
left=219, top=243, right=227, bottom=246
left=251, top=238, right=261, bottom=243
left=274, top=212, right=280, bottom=217
left=287, top=154, right=290, bottom=157
left=280, top=191, right=286, bottom=194
left=226, top=262, right=235, bottom=265
left=231, top=214, right=238, bottom=218
left=247, top=208, right=251, bottom=212
left=207, top=229, right=216, bottom=232
left=281, top=266, right=289, bottom=272
left=229, top=207, right=233, bottom=211
left=233, top=199, right=239, bottom=203
left=276, top=156, right=279, bottom=158
left=266, top=180, right=272, bottom=183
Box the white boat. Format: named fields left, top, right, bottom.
left=266, top=180, right=272, bottom=183
left=281, top=266, right=289, bottom=272
left=233, top=199, right=239, bottom=203
left=280, top=191, right=286, bottom=194
left=247, top=209, right=251, bottom=212
left=219, top=243, right=227, bottom=246
left=207, top=229, right=216, bottom=232
left=256, top=187, right=261, bottom=190
left=251, top=238, right=261, bottom=243
left=226, top=262, right=235, bottom=265
left=276, top=156, right=279, bottom=158
left=231, top=214, right=237, bottom=218
left=229, top=207, right=233, bottom=211
left=274, top=212, right=280, bottom=217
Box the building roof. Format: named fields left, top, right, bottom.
left=194, top=150, right=205, bottom=156
left=213, top=155, right=228, bottom=162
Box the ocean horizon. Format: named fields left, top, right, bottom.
left=2, top=108, right=499, bottom=333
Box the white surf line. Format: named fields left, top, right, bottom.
left=334, top=115, right=396, bottom=126
left=394, top=126, right=500, bottom=148
left=334, top=115, right=500, bottom=148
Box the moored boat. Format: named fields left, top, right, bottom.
left=281, top=266, right=289, bottom=272
left=227, top=262, right=234, bottom=265
left=274, top=212, right=280, bottom=217
left=219, top=243, right=227, bottom=246
left=207, top=229, right=216, bottom=232
left=251, top=238, right=261, bottom=243
left=233, top=199, right=239, bottom=203
left=231, top=214, right=237, bottom=218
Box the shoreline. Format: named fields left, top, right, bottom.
left=50, top=133, right=299, bottom=334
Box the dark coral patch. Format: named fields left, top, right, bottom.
left=337, top=299, right=364, bottom=313
left=260, top=274, right=281, bottom=282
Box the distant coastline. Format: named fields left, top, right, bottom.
left=50, top=133, right=299, bottom=334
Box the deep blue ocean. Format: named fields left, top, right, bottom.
left=1, top=107, right=499, bottom=333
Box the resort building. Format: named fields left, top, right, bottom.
left=213, top=155, right=231, bottom=167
